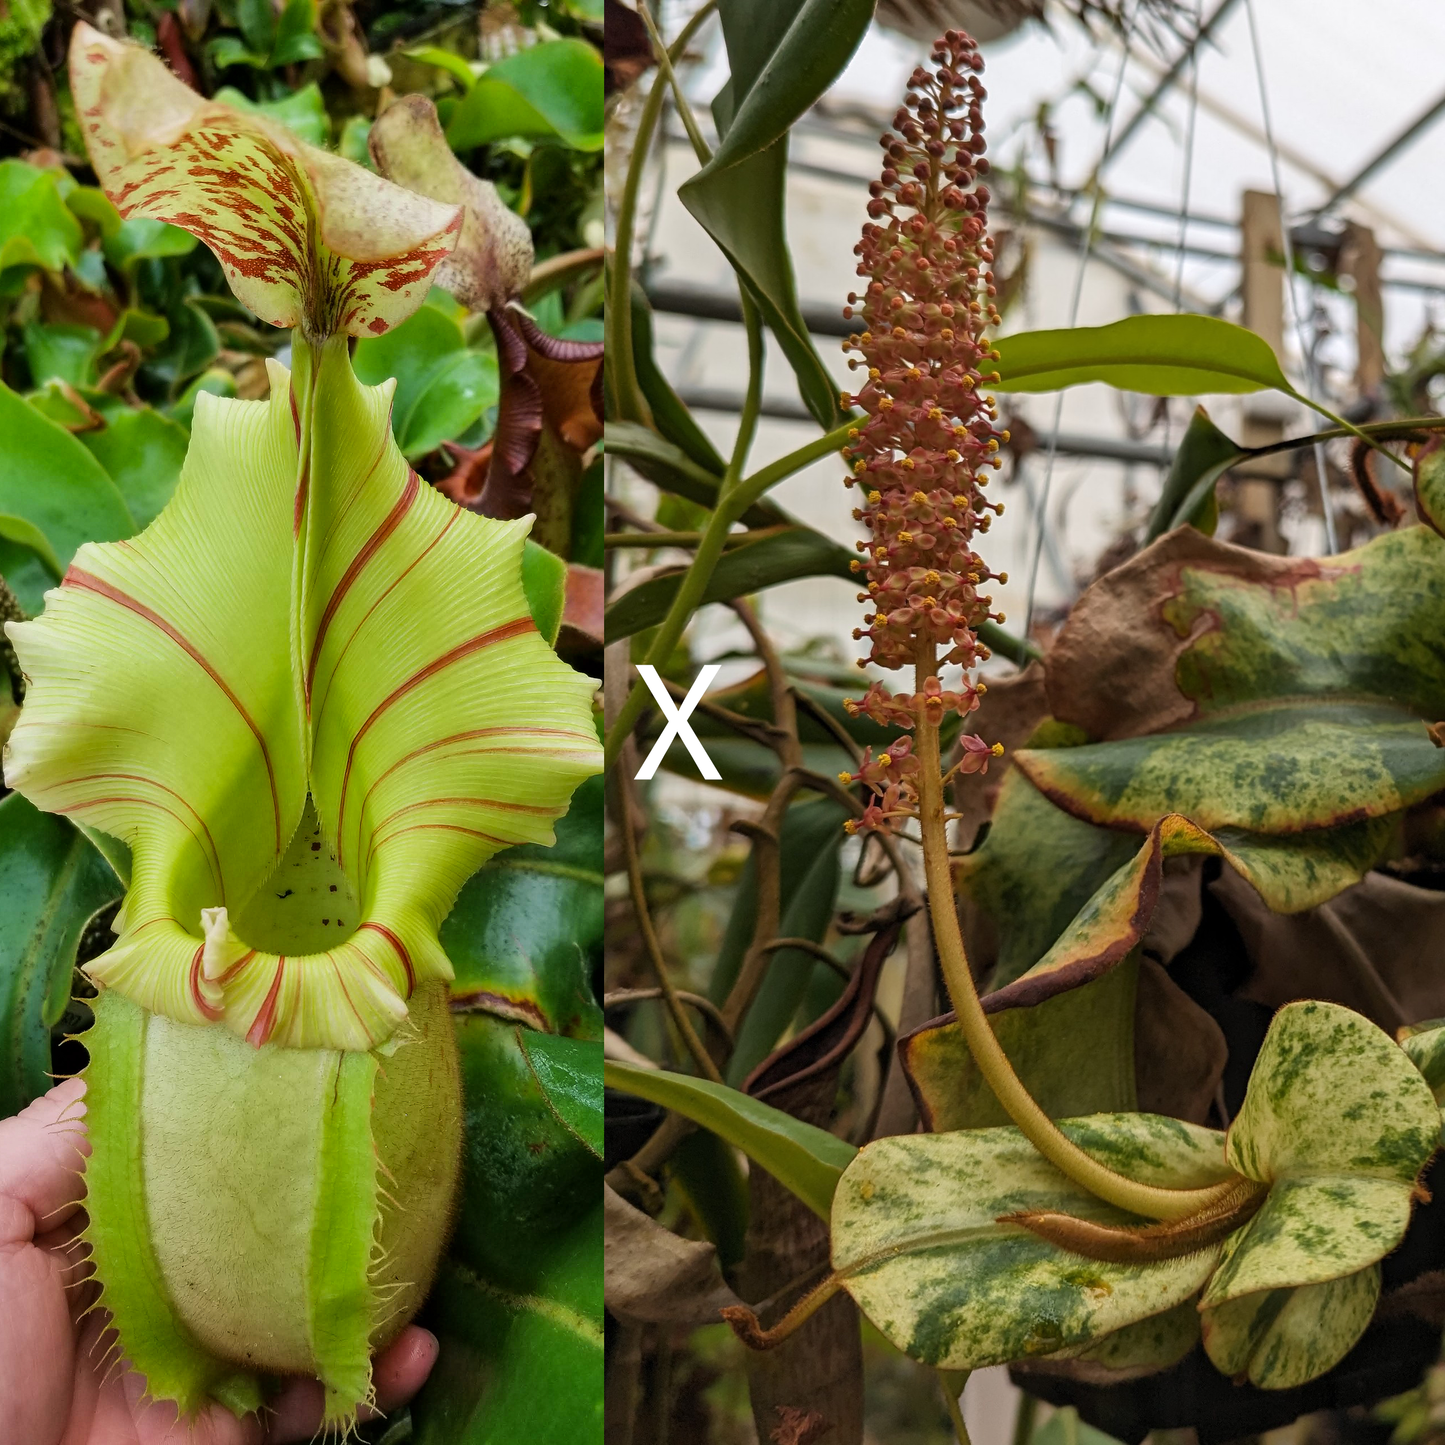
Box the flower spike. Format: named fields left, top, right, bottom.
left=842, top=29, right=1005, bottom=833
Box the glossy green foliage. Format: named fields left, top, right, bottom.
left=678, top=0, right=872, bottom=427
left=605, top=526, right=856, bottom=642
left=447, top=39, right=605, bottom=151
left=352, top=297, right=499, bottom=460
left=413, top=1011, right=602, bottom=1441
left=605, top=1058, right=857, bottom=1220
left=0, top=381, right=133, bottom=577
left=443, top=773, right=603, bottom=1040
left=0, top=794, right=121, bottom=1115
left=0, top=160, right=81, bottom=277
left=990, top=315, right=1293, bottom=397
left=209, top=0, right=325, bottom=72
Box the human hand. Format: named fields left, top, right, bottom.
left=0, top=1077, right=438, bottom=1444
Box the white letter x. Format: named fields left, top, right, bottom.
left=633, top=664, right=722, bottom=781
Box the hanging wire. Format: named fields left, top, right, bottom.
left=1171, top=0, right=1201, bottom=312
left=1021, top=7, right=1139, bottom=636
left=1242, top=0, right=1339, bottom=554
left=1160, top=0, right=1203, bottom=462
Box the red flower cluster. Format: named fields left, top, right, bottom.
left=839, top=30, right=1006, bottom=831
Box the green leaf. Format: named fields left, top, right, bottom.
left=412, top=1217, right=602, bottom=1444
left=832, top=1116, right=1232, bottom=1370
left=989, top=315, right=1294, bottom=397
left=103, top=217, right=199, bottom=271
left=0, top=794, right=122, bottom=1115
left=0, top=537, right=56, bottom=615
left=701, top=0, right=874, bottom=183
left=1401, top=1021, right=1445, bottom=1101
left=1145, top=405, right=1239, bottom=542
left=270, top=0, right=324, bottom=66
left=22, top=323, right=102, bottom=388
left=901, top=957, right=1140, bottom=1132
left=353, top=304, right=498, bottom=460
left=168, top=369, right=236, bottom=431
left=1201, top=1266, right=1379, bottom=1391
left=604, top=1058, right=856, bottom=1220
left=520, top=1029, right=603, bottom=1159
left=630, top=283, right=726, bottom=474
left=236, top=0, right=278, bottom=56
left=0, top=160, right=82, bottom=274
left=725, top=796, right=847, bottom=1083
left=141, top=300, right=220, bottom=395
left=78, top=407, right=190, bottom=532
left=405, top=46, right=480, bottom=93
left=443, top=773, right=603, bottom=1039
left=1018, top=527, right=1445, bottom=834
left=521, top=537, right=567, bottom=646
left=418, top=1010, right=602, bottom=1439
left=0, top=380, right=134, bottom=574
left=207, top=35, right=271, bottom=70
left=1195, top=1001, right=1440, bottom=1386
left=957, top=768, right=1140, bottom=991
left=1042, top=1304, right=1200, bottom=1386
left=446, top=40, right=605, bottom=151
left=604, top=526, right=856, bottom=642
left=677, top=0, right=869, bottom=428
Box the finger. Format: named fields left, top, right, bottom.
left=369, top=1326, right=439, bottom=1414
left=120, top=1362, right=265, bottom=1445
left=263, top=1327, right=439, bottom=1443
left=0, top=1076, right=89, bottom=1243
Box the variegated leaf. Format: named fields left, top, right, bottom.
left=831, top=1115, right=1233, bottom=1371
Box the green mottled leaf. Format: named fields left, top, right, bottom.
left=901, top=957, right=1140, bottom=1132
left=832, top=1116, right=1231, bottom=1370
left=990, top=315, right=1293, bottom=398
left=1401, top=1021, right=1445, bottom=1100
left=353, top=303, right=498, bottom=460
left=1044, top=1299, right=1200, bottom=1383
left=443, top=773, right=602, bottom=1039
left=605, top=526, right=855, bottom=642
left=1193, top=1002, right=1439, bottom=1385
left=1201, top=1265, right=1379, bottom=1390
left=0, top=381, right=133, bottom=574
left=0, top=160, right=82, bottom=274
left=446, top=40, right=604, bottom=151
left=604, top=1059, right=855, bottom=1220
left=1019, top=701, right=1444, bottom=836
left=978, top=805, right=1396, bottom=1014
left=958, top=768, right=1139, bottom=991
left=0, top=794, right=123, bottom=1115
left=1416, top=442, right=1445, bottom=537
left=78, top=407, right=190, bottom=531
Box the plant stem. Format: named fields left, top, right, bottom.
left=725, top=293, right=767, bottom=494
left=911, top=642, right=1239, bottom=1221
left=607, top=0, right=717, bottom=423
left=639, top=0, right=711, bottom=166
left=617, top=772, right=724, bottom=1083
left=602, top=419, right=857, bottom=770
left=938, top=1371, right=973, bottom=1445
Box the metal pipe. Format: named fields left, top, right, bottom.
left=1313, top=87, right=1445, bottom=218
